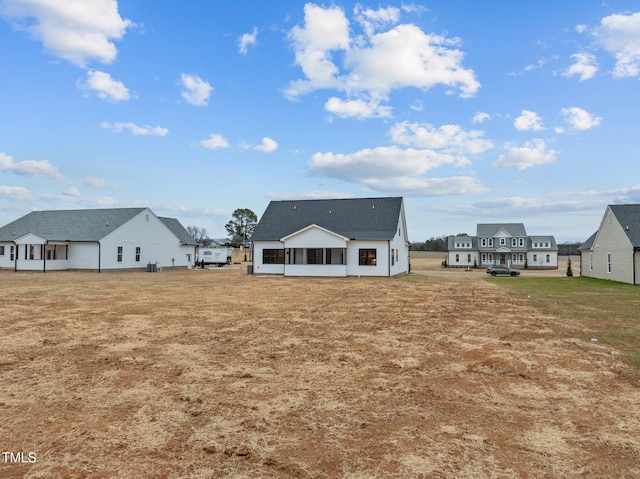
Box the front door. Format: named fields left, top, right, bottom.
left=500, top=254, right=506, bottom=265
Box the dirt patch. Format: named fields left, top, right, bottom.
left=1, top=267, right=638, bottom=478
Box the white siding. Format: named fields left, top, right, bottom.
left=100, top=209, right=194, bottom=270
left=346, top=241, right=388, bottom=276
left=585, top=208, right=634, bottom=283
left=389, top=211, right=409, bottom=276
left=253, top=240, right=285, bottom=275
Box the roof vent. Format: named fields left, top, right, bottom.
left=372, top=205, right=375, bottom=209
left=293, top=205, right=296, bottom=210
left=627, top=225, right=630, bottom=231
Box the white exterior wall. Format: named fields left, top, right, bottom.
left=346, top=240, right=389, bottom=276
left=100, top=209, right=195, bottom=270
left=0, top=242, right=15, bottom=269
left=252, top=240, right=285, bottom=274
left=449, top=250, right=479, bottom=268
left=67, top=243, right=100, bottom=270
left=585, top=208, right=634, bottom=283
left=526, top=250, right=558, bottom=268
left=389, top=213, right=409, bottom=276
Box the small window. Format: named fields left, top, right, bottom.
left=10, top=245, right=14, bottom=261
left=481, top=238, right=486, bottom=247
left=607, top=253, right=612, bottom=273
left=500, top=238, right=506, bottom=246
left=467, top=254, right=472, bottom=263
left=0, top=245, right=4, bottom=256
left=519, top=238, right=524, bottom=247
left=29, top=245, right=35, bottom=260
left=135, top=247, right=141, bottom=262
left=117, top=246, right=123, bottom=263
left=263, top=249, right=284, bottom=264
left=359, top=249, right=377, bottom=266
left=396, top=249, right=399, bottom=262
left=545, top=254, right=550, bottom=263
left=589, top=252, right=593, bottom=271
left=391, top=249, right=395, bottom=266
left=455, top=254, right=460, bottom=263
left=533, top=254, right=538, bottom=262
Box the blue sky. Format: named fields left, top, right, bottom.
left=1, top=1, right=639, bottom=243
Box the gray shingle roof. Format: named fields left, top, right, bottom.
left=0, top=208, right=147, bottom=242
left=578, top=231, right=597, bottom=251
left=251, top=197, right=404, bottom=241
left=610, top=204, right=640, bottom=247
left=528, top=235, right=558, bottom=251
left=159, top=217, right=198, bottom=246
left=477, top=223, right=527, bottom=237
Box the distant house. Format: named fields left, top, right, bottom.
left=0, top=207, right=197, bottom=272
left=251, top=197, right=409, bottom=277
left=579, top=204, right=640, bottom=285
left=447, top=223, right=558, bottom=269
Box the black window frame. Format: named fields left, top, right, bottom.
left=359, top=248, right=377, bottom=266
left=263, top=248, right=285, bottom=264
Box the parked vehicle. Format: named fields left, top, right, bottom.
left=486, top=264, right=520, bottom=277
left=197, top=248, right=232, bottom=267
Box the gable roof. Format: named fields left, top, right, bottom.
left=579, top=231, right=597, bottom=251
left=477, top=223, right=527, bottom=237
left=0, top=208, right=148, bottom=242
left=159, top=217, right=198, bottom=246
left=251, top=197, right=404, bottom=242
left=610, top=204, right=640, bottom=247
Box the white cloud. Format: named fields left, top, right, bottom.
left=389, top=121, right=493, bottom=157
left=575, top=24, right=588, bottom=34
left=0, top=185, right=31, bottom=201
left=239, top=27, right=257, bottom=55
left=101, top=121, right=168, bottom=136
left=363, top=176, right=487, bottom=196
left=325, top=96, right=392, bottom=119
left=199, top=134, right=229, bottom=150
left=309, top=146, right=458, bottom=181
left=307, top=145, right=486, bottom=196
left=180, top=73, right=212, bottom=106
left=0, top=152, right=65, bottom=180
left=80, top=70, right=130, bottom=102
left=514, top=110, right=544, bottom=131
left=84, top=176, right=114, bottom=188
left=62, top=186, right=80, bottom=197
left=253, top=137, right=278, bottom=153
left=285, top=4, right=479, bottom=116
left=594, top=11, right=640, bottom=78
left=0, top=0, right=133, bottom=67
left=493, top=139, right=558, bottom=170
left=353, top=4, right=400, bottom=37
left=266, top=191, right=355, bottom=200
left=472, top=112, right=490, bottom=124
left=560, top=107, right=602, bottom=130
left=562, top=53, right=598, bottom=81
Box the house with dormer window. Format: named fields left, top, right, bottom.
left=447, top=223, right=558, bottom=269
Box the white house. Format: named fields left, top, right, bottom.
left=447, top=223, right=558, bottom=269
left=251, top=197, right=409, bottom=277
left=579, top=204, right=640, bottom=285
left=0, top=207, right=197, bottom=272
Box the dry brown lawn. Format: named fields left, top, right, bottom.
left=1, top=259, right=639, bottom=478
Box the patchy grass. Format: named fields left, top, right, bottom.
left=488, top=276, right=640, bottom=373
left=2, top=269, right=640, bottom=478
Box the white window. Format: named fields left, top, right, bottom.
left=607, top=253, right=612, bottom=273
left=467, top=254, right=472, bottom=263
left=519, top=254, right=524, bottom=263
left=0, top=246, right=4, bottom=256
left=500, top=238, right=506, bottom=246
left=545, top=254, right=550, bottom=263
left=482, top=253, right=487, bottom=263
left=135, top=247, right=141, bottom=262
left=455, top=254, right=459, bottom=263
left=481, top=238, right=486, bottom=247
left=488, top=239, right=493, bottom=247
left=533, top=254, right=538, bottom=262
left=519, top=238, right=524, bottom=247
left=589, top=253, right=593, bottom=271
left=117, top=246, right=123, bottom=262
left=512, top=238, right=517, bottom=247
left=10, top=245, right=14, bottom=261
